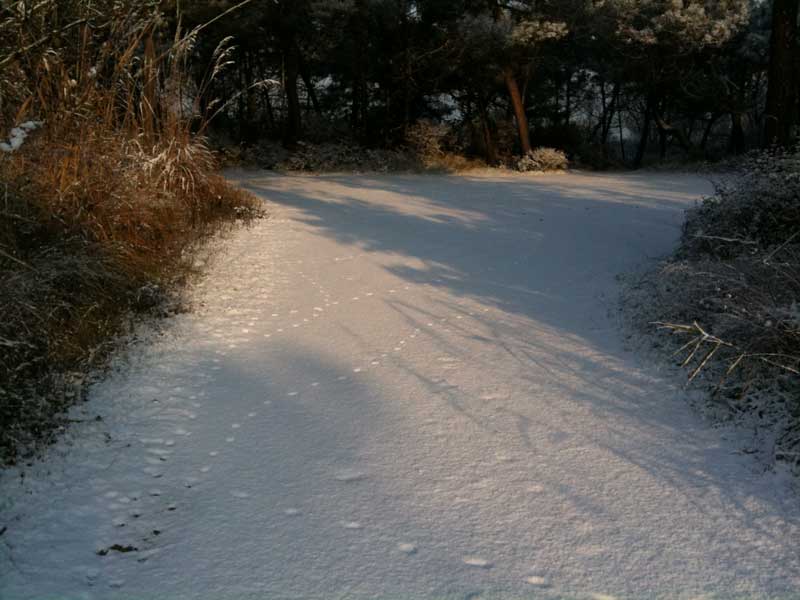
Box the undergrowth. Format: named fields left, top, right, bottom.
left=0, top=1, right=259, bottom=465
left=625, top=148, right=800, bottom=468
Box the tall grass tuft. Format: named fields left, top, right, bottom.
left=0, top=0, right=259, bottom=464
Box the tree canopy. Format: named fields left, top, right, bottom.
left=164, top=0, right=793, bottom=165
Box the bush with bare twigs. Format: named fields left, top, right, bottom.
left=515, top=147, right=569, bottom=172
left=0, top=0, right=259, bottom=465
left=625, top=148, right=800, bottom=467
left=405, top=120, right=449, bottom=167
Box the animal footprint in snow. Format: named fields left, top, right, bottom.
left=334, top=469, right=367, bottom=483
left=463, top=557, right=492, bottom=569
left=398, top=543, right=417, bottom=555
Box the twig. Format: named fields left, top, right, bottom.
left=692, top=234, right=757, bottom=245
left=0, top=247, right=35, bottom=272
left=763, top=230, right=800, bottom=265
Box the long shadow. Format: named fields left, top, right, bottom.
left=226, top=171, right=800, bottom=568
left=233, top=171, right=704, bottom=349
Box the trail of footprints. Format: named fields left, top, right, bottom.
left=91, top=250, right=533, bottom=593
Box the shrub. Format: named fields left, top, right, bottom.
left=278, top=142, right=416, bottom=172
left=627, top=148, right=800, bottom=467
left=680, top=148, right=800, bottom=259
left=516, top=147, right=569, bottom=172
left=405, top=120, right=448, bottom=162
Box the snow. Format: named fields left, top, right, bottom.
left=0, top=121, right=43, bottom=153
left=2, top=171, right=800, bottom=599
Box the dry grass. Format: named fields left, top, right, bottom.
left=0, top=1, right=259, bottom=464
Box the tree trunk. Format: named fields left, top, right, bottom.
left=764, top=0, right=800, bottom=147
left=263, top=84, right=276, bottom=134
left=477, top=95, right=498, bottom=164
left=590, top=81, right=608, bottom=142
left=634, top=96, right=654, bottom=169
left=658, top=127, right=668, bottom=160
left=283, top=40, right=301, bottom=148
left=601, top=84, right=620, bottom=155
left=730, top=112, right=746, bottom=154
left=654, top=112, right=693, bottom=154
left=503, top=68, right=531, bottom=155
left=299, top=55, right=322, bottom=117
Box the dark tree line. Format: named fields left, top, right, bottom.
left=169, top=0, right=800, bottom=166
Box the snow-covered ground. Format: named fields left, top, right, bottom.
left=2, top=172, right=798, bottom=600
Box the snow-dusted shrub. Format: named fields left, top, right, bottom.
left=494, top=119, right=519, bottom=160
left=681, top=148, right=800, bottom=259
left=405, top=120, right=448, bottom=165
left=237, top=139, right=289, bottom=168
left=516, top=147, right=569, bottom=172
left=274, top=142, right=416, bottom=173
left=626, top=149, right=800, bottom=468
left=405, top=121, right=486, bottom=171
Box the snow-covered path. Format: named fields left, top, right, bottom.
left=2, top=172, right=799, bottom=600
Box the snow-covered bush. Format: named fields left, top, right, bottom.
left=516, top=147, right=569, bottom=172
left=405, top=120, right=449, bottom=165
left=625, top=148, right=800, bottom=468
left=277, top=142, right=415, bottom=172
left=681, top=148, right=800, bottom=259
